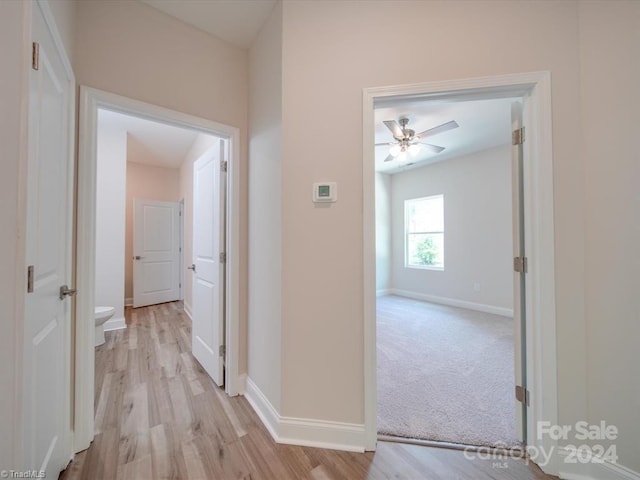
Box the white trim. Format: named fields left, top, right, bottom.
left=183, top=302, right=193, bottom=321
left=363, top=72, right=558, bottom=472
left=103, top=317, right=126, bottom=332
left=390, top=289, right=514, bottom=317
left=556, top=447, right=640, bottom=480
left=76, top=86, right=242, bottom=452
left=244, top=377, right=365, bottom=453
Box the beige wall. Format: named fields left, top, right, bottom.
left=0, top=0, right=29, bottom=469
left=125, top=162, right=181, bottom=302
left=248, top=1, right=283, bottom=410
left=579, top=1, right=640, bottom=470
left=270, top=0, right=640, bottom=471
left=279, top=0, right=586, bottom=427
left=75, top=0, right=249, bottom=374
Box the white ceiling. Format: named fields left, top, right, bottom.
left=140, top=0, right=277, bottom=48
left=375, top=97, right=517, bottom=174
left=98, top=109, right=200, bottom=169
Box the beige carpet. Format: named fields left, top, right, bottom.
left=377, top=295, right=520, bottom=448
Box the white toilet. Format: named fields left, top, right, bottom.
left=94, top=306, right=115, bottom=347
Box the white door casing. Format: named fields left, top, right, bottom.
left=23, top=1, right=74, bottom=474
left=363, top=72, right=557, bottom=470
left=76, top=87, right=241, bottom=452
left=192, top=140, right=226, bottom=386
left=133, top=199, right=180, bottom=308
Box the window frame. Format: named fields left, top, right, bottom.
left=404, top=194, right=445, bottom=271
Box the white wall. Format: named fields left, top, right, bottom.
left=375, top=173, right=391, bottom=294
left=247, top=1, right=283, bottom=411
left=179, top=133, right=219, bottom=317
left=390, top=146, right=513, bottom=312
left=95, top=113, right=127, bottom=326
left=579, top=1, right=640, bottom=472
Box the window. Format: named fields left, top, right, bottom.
left=405, top=195, right=444, bottom=269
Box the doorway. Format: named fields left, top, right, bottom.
left=373, top=95, right=519, bottom=448
left=74, top=87, right=242, bottom=452
left=363, top=72, right=558, bottom=459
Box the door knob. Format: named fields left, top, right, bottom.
left=187, top=264, right=196, bottom=271
left=59, top=285, right=77, bottom=300
left=134, top=255, right=143, bottom=260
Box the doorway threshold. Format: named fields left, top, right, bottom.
left=377, top=434, right=526, bottom=458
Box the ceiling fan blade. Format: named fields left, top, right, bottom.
left=416, top=120, right=459, bottom=139
left=375, top=142, right=394, bottom=147
left=383, top=120, right=403, bottom=139
left=419, top=143, right=446, bottom=153
left=383, top=154, right=395, bottom=162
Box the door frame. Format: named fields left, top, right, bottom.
left=75, top=86, right=242, bottom=451
left=363, top=72, right=558, bottom=470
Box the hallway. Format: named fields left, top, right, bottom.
left=61, top=302, right=554, bottom=479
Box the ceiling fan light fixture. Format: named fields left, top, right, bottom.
left=397, top=151, right=408, bottom=162
left=408, top=143, right=421, bottom=155
left=389, top=145, right=401, bottom=157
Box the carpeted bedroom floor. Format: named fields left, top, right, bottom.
left=377, top=295, right=520, bottom=448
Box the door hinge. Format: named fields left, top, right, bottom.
left=32, top=42, right=39, bottom=70
left=515, top=385, right=530, bottom=406
left=512, top=126, right=525, bottom=145
left=219, top=252, right=226, bottom=263
left=27, top=265, right=34, bottom=293
left=221, top=161, right=228, bottom=172
left=179, top=282, right=181, bottom=288
left=219, top=345, right=226, bottom=357
left=514, top=256, right=528, bottom=273
left=179, top=247, right=182, bottom=252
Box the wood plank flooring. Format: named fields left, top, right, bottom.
left=60, top=302, right=556, bottom=479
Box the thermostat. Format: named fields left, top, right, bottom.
left=313, top=182, right=337, bottom=203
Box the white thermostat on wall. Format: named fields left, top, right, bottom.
left=313, top=182, right=337, bottom=203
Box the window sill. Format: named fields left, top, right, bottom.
left=405, top=265, right=444, bottom=271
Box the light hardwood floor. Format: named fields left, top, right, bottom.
left=60, top=302, right=556, bottom=479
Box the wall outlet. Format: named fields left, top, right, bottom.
left=473, top=283, right=481, bottom=292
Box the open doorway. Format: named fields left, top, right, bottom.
left=374, top=97, right=520, bottom=448
left=74, top=87, right=241, bottom=452
left=363, top=72, right=558, bottom=460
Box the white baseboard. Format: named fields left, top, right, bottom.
left=376, top=289, right=391, bottom=297
left=244, top=377, right=365, bottom=452
left=556, top=446, right=640, bottom=480
left=103, top=316, right=126, bottom=331
left=183, top=302, right=193, bottom=320
left=124, top=297, right=133, bottom=307
left=390, top=289, right=513, bottom=317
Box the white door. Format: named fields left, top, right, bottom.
left=191, top=140, right=225, bottom=386
left=511, top=100, right=528, bottom=443
left=24, top=2, right=73, bottom=475
left=133, top=199, right=181, bottom=308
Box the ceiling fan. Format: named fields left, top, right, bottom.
left=376, top=117, right=459, bottom=162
